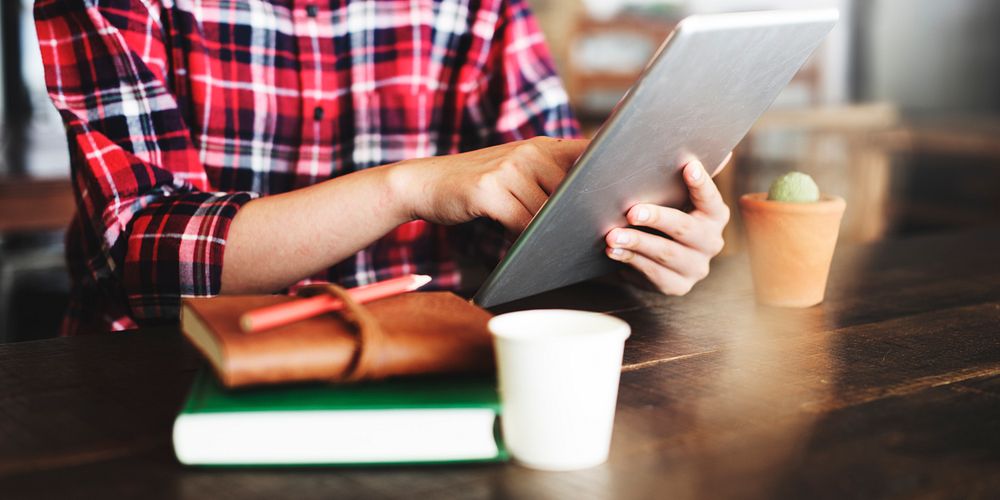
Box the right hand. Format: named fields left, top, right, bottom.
left=392, top=136, right=589, bottom=234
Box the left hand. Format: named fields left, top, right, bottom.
left=605, top=155, right=732, bottom=295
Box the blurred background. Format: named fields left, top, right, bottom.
left=1, top=0, right=999, bottom=341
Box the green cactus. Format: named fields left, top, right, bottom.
left=767, top=172, right=820, bottom=203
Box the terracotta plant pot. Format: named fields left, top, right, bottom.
left=738, top=193, right=846, bottom=307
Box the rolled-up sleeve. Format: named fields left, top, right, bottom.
left=122, top=191, right=253, bottom=318
left=36, top=0, right=256, bottom=322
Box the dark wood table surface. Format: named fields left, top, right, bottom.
left=3, top=227, right=1000, bottom=499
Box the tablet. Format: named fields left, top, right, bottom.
left=473, top=9, right=838, bottom=307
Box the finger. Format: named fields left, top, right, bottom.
left=536, top=137, right=590, bottom=170
left=507, top=173, right=550, bottom=215
left=532, top=159, right=568, bottom=194
left=605, top=247, right=694, bottom=296
left=606, top=228, right=709, bottom=280
left=683, top=160, right=729, bottom=221
left=625, top=205, right=724, bottom=255
left=488, top=194, right=535, bottom=234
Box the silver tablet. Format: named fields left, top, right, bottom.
left=473, top=9, right=838, bottom=307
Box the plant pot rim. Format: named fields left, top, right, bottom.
left=739, top=192, right=846, bottom=215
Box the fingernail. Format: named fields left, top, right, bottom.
left=615, top=231, right=630, bottom=245
left=610, top=247, right=625, bottom=259
left=635, top=207, right=650, bottom=222
left=689, top=163, right=703, bottom=181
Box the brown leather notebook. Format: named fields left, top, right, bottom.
left=181, top=291, right=495, bottom=388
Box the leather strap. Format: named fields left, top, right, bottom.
left=296, top=284, right=387, bottom=381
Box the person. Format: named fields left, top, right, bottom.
left=36, top=0, right=730, bottom=336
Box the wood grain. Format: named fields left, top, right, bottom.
left=0, top=178, right=75, bottom=233
left=2, top=228, right=1000, bottom=499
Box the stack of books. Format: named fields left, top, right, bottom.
left=172, top=282, right=506, bottom=466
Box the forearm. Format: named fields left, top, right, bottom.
left=220, top=164, right=413, bottom=293
left=220, top=136, right=590, bottom=294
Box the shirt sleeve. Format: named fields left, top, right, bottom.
left=35, top=0, right=256, bottom=322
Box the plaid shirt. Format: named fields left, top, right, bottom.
left=36, top=0, right=579, bottom=335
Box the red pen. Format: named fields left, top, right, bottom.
left=240, top=274, right=432, bottom=333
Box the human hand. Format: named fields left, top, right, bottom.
left=604, top=155, right=732, bottom=295
left=392, top=136, right=589, bottom=233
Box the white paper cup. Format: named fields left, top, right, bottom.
left=489, top=309, right=631, bottom=471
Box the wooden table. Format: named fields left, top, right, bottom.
left=3, top=228, right=1000, bottom=499
left=0, top=178, right=76, bottom=341
left=0, top=178, right=75, bottom=233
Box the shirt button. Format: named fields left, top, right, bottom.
left=306, top=5, right=318, bottom=17
left=313, top=106, right=325, bottom=120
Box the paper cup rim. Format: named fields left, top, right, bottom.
left=488, top=309, right=631, bottom=343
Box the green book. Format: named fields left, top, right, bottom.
left=173, top=370, right=506, bottom=466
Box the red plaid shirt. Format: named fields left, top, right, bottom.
left=36, top=0, right=579, bottom=335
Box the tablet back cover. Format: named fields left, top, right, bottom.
left=474, top=10, right=838, bottom=307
